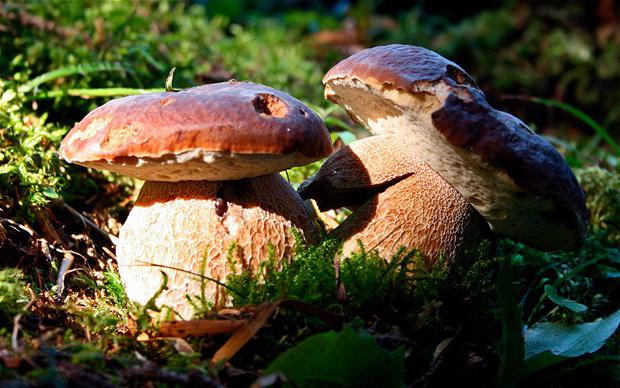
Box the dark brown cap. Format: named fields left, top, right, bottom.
left=59, top=81, right=332, bottom=181
left=323, top=44, right=588, bottom=251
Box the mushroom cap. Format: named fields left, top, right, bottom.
left=323, top=44, right=588, bottom=251
left=117, top=174, right=316, bottom=319
left=59, top=81, right=332, bottom=181
left=299, top=135, right=483, bottom=264
left=298, top=133, right=418, bottom=210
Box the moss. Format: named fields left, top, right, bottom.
left=0, top=268, right=29, bottom=320
left=576, top=167, right=620, bottom=244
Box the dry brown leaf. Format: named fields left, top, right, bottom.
left=158, top=319, right=245, bottom=338
left=172, top=338, right=195, bottom=354
left=432, top=337, right=454, bottom=362
left=212, top=302, right=280, bottom=364
left=211, top=300, right=345, bottom=364
left=136, top=332, right=149, bottom=342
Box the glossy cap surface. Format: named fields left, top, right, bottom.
left=60, top=81, right=332, bottom=181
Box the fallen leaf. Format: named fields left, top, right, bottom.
left=158, top=319, right=245, bottom=338
left=172, top=338, right=195, bottom=354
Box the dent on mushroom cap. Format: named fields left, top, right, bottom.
left=252, top=93, right=289, bottom=117
left=323, top=44, right=587, bottom=251
left=117, top=174, right=316, bottom=319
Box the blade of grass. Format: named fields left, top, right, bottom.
left=502, top=95, right=620, bottom=155
left=19, top=62, right=126, bottom=93
left=29, top=87, right=165, bottom=100
left=525, top=255, right=605, bottom=326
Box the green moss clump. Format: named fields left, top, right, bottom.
left=576, top=167, right=620, bottom=244
left=226, top=235, right=340, bottom=307
left=0, top=64, right=67, bottom=216
left=0, top=268, right=29, bottom=319
left=226, top=235, right=449, bottom=324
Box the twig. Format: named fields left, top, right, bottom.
left=55, top=250, right=75, bottom=299
left=211, top=299, right=345, bottom=363
left=11, top=289, right=36, bottom=352
left=59, top=200, right=119, bottom=245
left=212, top=302, right=279, bottom=364
left=124, top=362, right=222, bottom=387
left=0, top=217, right=35, bottom=236
left=132, top=261, right=240, bottom=295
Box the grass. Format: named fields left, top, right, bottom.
left=503, top=95, right=620, bottom=156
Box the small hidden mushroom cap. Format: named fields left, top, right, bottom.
left=299, top=135, right=483, bottom=263
left=59, top=81, right=332, bottom=181
left=298, top=134, right=419, bottom=210
left=323, top=44, right=588, bottom=251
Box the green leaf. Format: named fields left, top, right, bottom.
left=524, top=308, right=620, bottom=374
left=30, top=87, right=164, bottom=100
left=41, top=187, right=60, bottom=199
left=544, top=285, right=588, bottom=313
left=325, top=116, right=354, bottom=132
left=264, top=326, right=405, bottom=387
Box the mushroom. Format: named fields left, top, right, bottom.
left=59, top=81, right=332, bottom=318
left=299, top=134, right=484, bottom=267
left=316, top=44, right=587, bottom=252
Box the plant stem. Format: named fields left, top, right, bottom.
left=497, top=252, right=524, bottom=387
left=525, top=254, right=605, bottom=325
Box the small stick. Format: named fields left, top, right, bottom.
left=59, top=200, right=119, bottom=245
left=212, top=302, right=280, bottom=364
left=55, top=250, right=75, bottom=299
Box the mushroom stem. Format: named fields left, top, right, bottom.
left=117, top=174, right=316, bottom=319
left=334, top=166, right=484, bottom=268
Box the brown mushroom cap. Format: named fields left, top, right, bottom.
left=299, top=135, right=483, bottom=263
left=323, top=44, right=588, bottom=251
left=298, top=133, right=418, bottom=210
left=59, top=81, right=332, bottom=181
left=118, top=174, right=316, bottom=318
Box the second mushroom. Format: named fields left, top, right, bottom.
left=301, top=45, right=588, bottom=265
